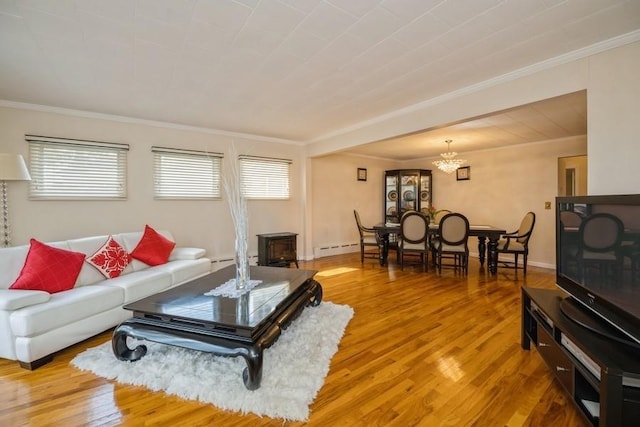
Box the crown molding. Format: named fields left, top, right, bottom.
left=0, top=100, right=302, bottom=146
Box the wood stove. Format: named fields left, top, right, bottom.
left=257, top=232, right=298, bottom=268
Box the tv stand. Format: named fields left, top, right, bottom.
left=522, top=287, right=640, bottom=426
left=560, top=298, right=640, bottom=351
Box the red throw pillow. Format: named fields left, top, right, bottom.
left=87, top=236, right=131, bottom=278
left=9, top=239, right=86, bottom=293
left=130, top=225, right=176, bottom=266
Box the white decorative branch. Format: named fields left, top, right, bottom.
left=223, top=143, right=250, bottom=289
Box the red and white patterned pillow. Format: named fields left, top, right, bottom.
left=87, top=236, right=131, bottom=278
left=9, top=239, right=86, bottom=293
left=130, top=225, right=176, bottom=266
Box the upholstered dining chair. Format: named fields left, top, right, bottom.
left=398, top=210, right=430, bottom=270
left=497, top=211, right=536, bottom=274
left=577, top=212, right=624, bottom=284
left=353, top=210, right=380, bottom=263
left=431, top=212, right=470, bottom=274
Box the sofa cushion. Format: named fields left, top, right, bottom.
left=169, top=247, right=206, bottom=261
left=130, top=225, right=176, bottom=266
left=9, top=285, right=124, bottom=337
left=0, top=289, right=50, bottom=310
left=86, top=236, right=131, bottom=279
left=9, top=239, right=85, bottom=294
left=0, top=245, right=30, bottom=289
left=153, top=258, right=211, bottom=286
left=100, top=269, right=172, bottom=303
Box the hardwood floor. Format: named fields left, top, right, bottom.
left=0, top=253, right=588, bottom=426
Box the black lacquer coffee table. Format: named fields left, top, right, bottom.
left=112, top=265, right=322, bottom=390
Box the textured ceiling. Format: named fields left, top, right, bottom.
left=0, top=1, right=638, bottom=146
left=342, top=90, right=587, bottom=160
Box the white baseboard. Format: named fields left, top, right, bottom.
left=313, top=242, right=359, bottom=258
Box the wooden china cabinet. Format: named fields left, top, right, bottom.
left=384, top=169, right=432, bottom=223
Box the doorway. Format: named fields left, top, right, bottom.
left=558, top=155, right=587, bottom=196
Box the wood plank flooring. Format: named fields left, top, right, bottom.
left=0, top=253, right=588, bottom=426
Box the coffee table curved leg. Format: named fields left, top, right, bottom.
left=241, top=346, right=263, bottom=391
left=112, top=321, right=147, bottom=361
left=310, top=279, right=323, bottom=306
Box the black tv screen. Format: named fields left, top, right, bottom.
left=556, top=194, right=640, bottom=346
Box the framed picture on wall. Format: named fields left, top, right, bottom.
left=357, top=168, right=367, bottom=181
left=456, top=166, right=470, bottom=181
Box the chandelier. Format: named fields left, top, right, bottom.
left=433, top=139, right=466, bottom=174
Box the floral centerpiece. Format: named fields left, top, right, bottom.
left=426, top=205, right=437, bottom=221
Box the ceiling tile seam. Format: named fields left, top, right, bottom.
left=250, top=2, right=325, bottom=89
left=227, top=1, right=256, bottom=52
left=275, top=2, right=445, bottom=97
left=133, top=0, right=200, bottom=97
left=302, top=3, right=524, bottom=110
left=307, top=29, right=640, bottom=144
left=15, top=4, right=77, bottom=95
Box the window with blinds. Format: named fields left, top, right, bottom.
left=239, top=155, right=291, bottom=200
left=152, top=147, right=223, bottom=199
left=26, top=135, right=129, bottom=200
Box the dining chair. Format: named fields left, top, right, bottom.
left=398, top=211, right=430, bottom=270
left=431, top=212, right=470, bottom=274
left=576, top=212, right=624, bottom=285
left=353, top=210, right=380, bottom=263
left=497, top=212, right=536, bottom=274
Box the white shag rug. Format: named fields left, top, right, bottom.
left=71, top=301, right=354, bottom=421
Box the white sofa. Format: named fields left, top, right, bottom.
left=0, top=230, right=211, bottom=369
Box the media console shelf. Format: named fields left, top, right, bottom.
left=522, top=287, right=640, bottom=426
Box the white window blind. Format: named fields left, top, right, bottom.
left=239, top=155, right=291, bottom=200
left=26, top=135, right=129, bottom=200
left=152, top=147, right=223, bottom=199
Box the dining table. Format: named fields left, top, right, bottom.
left=373, top=222, right=507, bottom=274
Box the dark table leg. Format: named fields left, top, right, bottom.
left=377, top=231, right=389, bottom=266
left=488, top=237, right=500, bottom=274
left=477, top=236, right=486, bottom=266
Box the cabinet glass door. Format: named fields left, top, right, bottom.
left=400, top=172, right=418, bottom=215
left=420, top=175, right=431, bottom=212
left=385, top=175, right=398, bottom=222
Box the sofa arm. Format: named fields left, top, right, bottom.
left=0, top=289, right=50, bottom=310
left=169, top=247, right=206, bottom=261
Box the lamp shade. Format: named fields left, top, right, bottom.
left=0, top=154, right=31, bottom=181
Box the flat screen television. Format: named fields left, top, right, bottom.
left=556, top=194, right=640, bottom=349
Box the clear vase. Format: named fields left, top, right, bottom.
left=235, top=253, right=250, bottom=290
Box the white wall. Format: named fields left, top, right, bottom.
left=0, top=107, right=305, bottom=261
left=587, top=42, right=640, bottom=194
left=310, top=154, right=399, bottom=255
